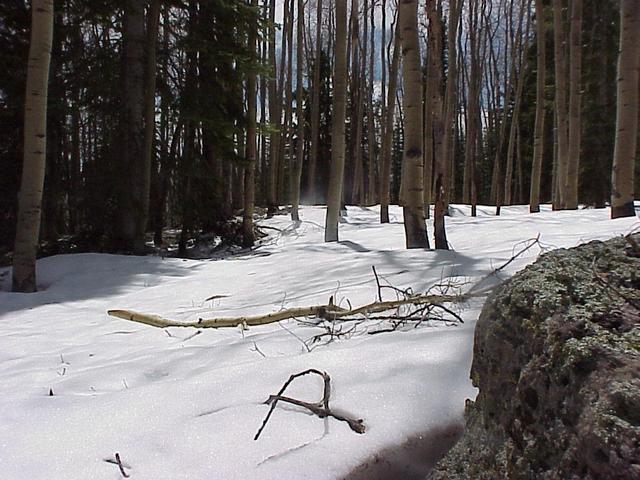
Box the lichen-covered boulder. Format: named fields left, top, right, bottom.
left=430, top=235, right=640, bottom=479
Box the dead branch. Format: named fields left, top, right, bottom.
left=467, top=235, right=542, bottom=296
left=109, top=237, right=540, bottom=334
left=107, top=292, right=464, bottom=330
left=115, top=453, right=129, bottom=478
left=254, top=369, right=364, bottom=441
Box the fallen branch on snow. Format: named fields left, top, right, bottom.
left=107, top=292, right=465, bottom=329
left=107, top=236, right=542, bottom=331
left=254, top=369, right=365, bottom=440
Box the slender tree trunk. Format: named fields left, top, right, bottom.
left=553, top=0, right=569, bottom=209
left=143, top=0, right=160, bottom=237
left=325, top=0, right=348, bottom=242
left=12, top=0, right=54, bottom=292
left=366, top=0, right=376, bottom=204
left=530, top=0, right=546, bottom=212
left=442, top=0, right=461, bottom=208
left=281, top=0, right=295, bottom=204
left=427, top=0, right=448, bottom=249
left=243, top=0, right=258, bottom=246
left=380, top=21, right=400, bottom=223
left=399, top=0, right=428, bottom=249
left=566, top=0, right=582, bottom=209
left=353, top=0, right=365, bottom=205
left=611, top=0, right=640, bottom=218
left=463, top=0, right=481, bottom=215
left=307, top=0, right=323, bottom=204
left=291, top=0, right=305, bottom=221
left=116, top=0, right=147, bottom=253
left=504, top=6, right=531, bottom=206
left=267, top=0, right=279, bottom=214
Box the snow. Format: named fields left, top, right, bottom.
left=0, top=205, right=637, bottom=479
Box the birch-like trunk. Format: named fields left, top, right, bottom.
left=611, top=0, right=640, bottom=218
left=12, top=0, right=54, bottom=293
left=426, top=1, right=448, bottom=249
left=399, top=0, right=428, bottom=249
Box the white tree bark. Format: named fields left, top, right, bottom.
left=12, top=0, right=54, bottom=293
left=611, top=0, right=640, bottom=218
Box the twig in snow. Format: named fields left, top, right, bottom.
left=467, top=235, right=542, bottom=296
left=251, top=341, right=266, bottom=357
left=254, top=369, right=364, bottom=441
left=114, top=452, right=130, bottom=478
left=277, top=321, right=311, bottom=353
left=372, top=266, right=383, bottom=302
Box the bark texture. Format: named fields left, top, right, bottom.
left=12, top=0, right=54, bottom=293
left=611, top=0, right=639, bottom=219
left=566, top=0, right=582, bottom=209
left=529, top=0, right=546, bottom=213
left=399, top=0, right=428, bottom=249
left=324, top=0, right=348, bottom=242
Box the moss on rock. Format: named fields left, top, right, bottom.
left=430, top=235, right=640, bottom=479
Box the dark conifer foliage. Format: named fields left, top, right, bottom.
left=1, top=0, right=637, bottom=263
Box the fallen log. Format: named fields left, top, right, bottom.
left=107, top=292, right=466, bottom=330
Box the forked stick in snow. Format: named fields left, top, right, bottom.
left=254, top=369, right=365, bottom=441
left=105, top=452, right=130, bottom=478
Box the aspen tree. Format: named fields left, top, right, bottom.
left=611, top=0, right=640, bottom=218
left=325, top=0, right=349, bottom=242
left=399, top=0, right=429, bottom=248
left=12, top=0, right=54, bottom=292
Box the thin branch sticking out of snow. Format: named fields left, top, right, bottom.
left=254, top=369, right=365, bottom=441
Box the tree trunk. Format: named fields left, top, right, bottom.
left=291, top=0, right=305, bottom=221
left=611, top=0, right=640, bottom=218
left=379, top=21, right=400, bottom=223
left=307, top=0, right=323, bottom=204
left=504, top=6, right=531, bottom=206
left=281, top=0, right=295, bottom=205
left=427, top=0, right=448, bottom=249
left=565, top=0, right=582, bottom=209
left=116, top=0, right=147, bottom=253
left=442, top=0, right=461, bottom=208
left=553, top=0, right=569, bottom=209
left=463, top=0, right=481, bottom=216
left=366, top=0, right=376, bottom=205
left=12, top=0, right=54, bottom=293
left=143, top=0, right=160, bottom=237
left=243, top=0, right=258, bottom=246
left=267, top=0, right=279, bottom=213
left=399, top=0, right=428, bottom=249
left=530, top=0, right=546, bottom=212
left=325, top=0, right=349, bottom=242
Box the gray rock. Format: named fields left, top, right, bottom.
left=430, top=235, right=640, bottom=479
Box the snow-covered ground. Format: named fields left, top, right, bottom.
left=0, top=205, right=637, bottom=480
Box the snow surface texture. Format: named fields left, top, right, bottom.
left=0, top=205, right=637, bottom=480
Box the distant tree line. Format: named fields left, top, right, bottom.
left=1, top=0, right=638, bottom=291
